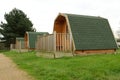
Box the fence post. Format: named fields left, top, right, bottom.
left=53, top=31, right=56, bottom=58
left=19, top=40, right=21, bottom=53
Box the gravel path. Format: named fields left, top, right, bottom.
left=0, top=54, right=34, bottom=80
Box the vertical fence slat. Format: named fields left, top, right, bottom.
left=54, top=31, right=56, bottom=52
left=64, top=33, right=66, bottom=51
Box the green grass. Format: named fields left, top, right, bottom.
left=3, top=51, right=120, bottom=80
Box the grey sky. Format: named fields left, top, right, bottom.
left=0, top=0, right=120, bottom=34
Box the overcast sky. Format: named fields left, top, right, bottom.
left=0, top=0, right=120, bottom=34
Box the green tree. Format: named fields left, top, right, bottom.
left=0, top=8, right=35, bottom=48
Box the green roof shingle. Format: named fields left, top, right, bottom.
left=66, top=14, right=118, bottom=50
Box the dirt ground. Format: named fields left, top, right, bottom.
left=0, top=54, right=34, bottom=80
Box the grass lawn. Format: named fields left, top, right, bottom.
left=3, top=51, right=120, bottom=80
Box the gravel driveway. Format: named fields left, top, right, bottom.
left=0, top=54, right=34, bottom=80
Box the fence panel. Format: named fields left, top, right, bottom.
left=36, top=33, right=72, bottom=52
left=56, top=33, right=72, bottom=52
left=36, top=34, right=54, bottom=51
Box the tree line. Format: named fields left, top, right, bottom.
left=0, top=8, right=36, bottom=48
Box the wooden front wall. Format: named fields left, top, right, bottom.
left=53, top=15, right=72, bottom=52
left=54, top=15, right=68, bottom=33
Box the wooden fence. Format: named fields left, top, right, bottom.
left=10, top=44, right=15, bottom=50
left=10, top=40, right=27, bottom=52
left=36, top=32, right=72, bottom=52
left=36, top=34, right=54, bottom=51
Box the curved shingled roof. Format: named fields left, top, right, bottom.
left=63, top=13, right=118, bottom=50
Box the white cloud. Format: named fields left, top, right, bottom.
left=0, top=0, right=120, bottom=34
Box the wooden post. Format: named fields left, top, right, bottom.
left=63, top=33, right=65, bottom=51
left=54, top=31, right=56, bottom=58
left=10, top=44, right=13, bottom=50
left=19, top=40, right=21, bottom=53
left=59, top=33, right=61, bottom=51
left=56, top=33, right=58, bottom=51
left=70, top=33, right=74, bottom=56
left=64, top=33, right=66, bottom=51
